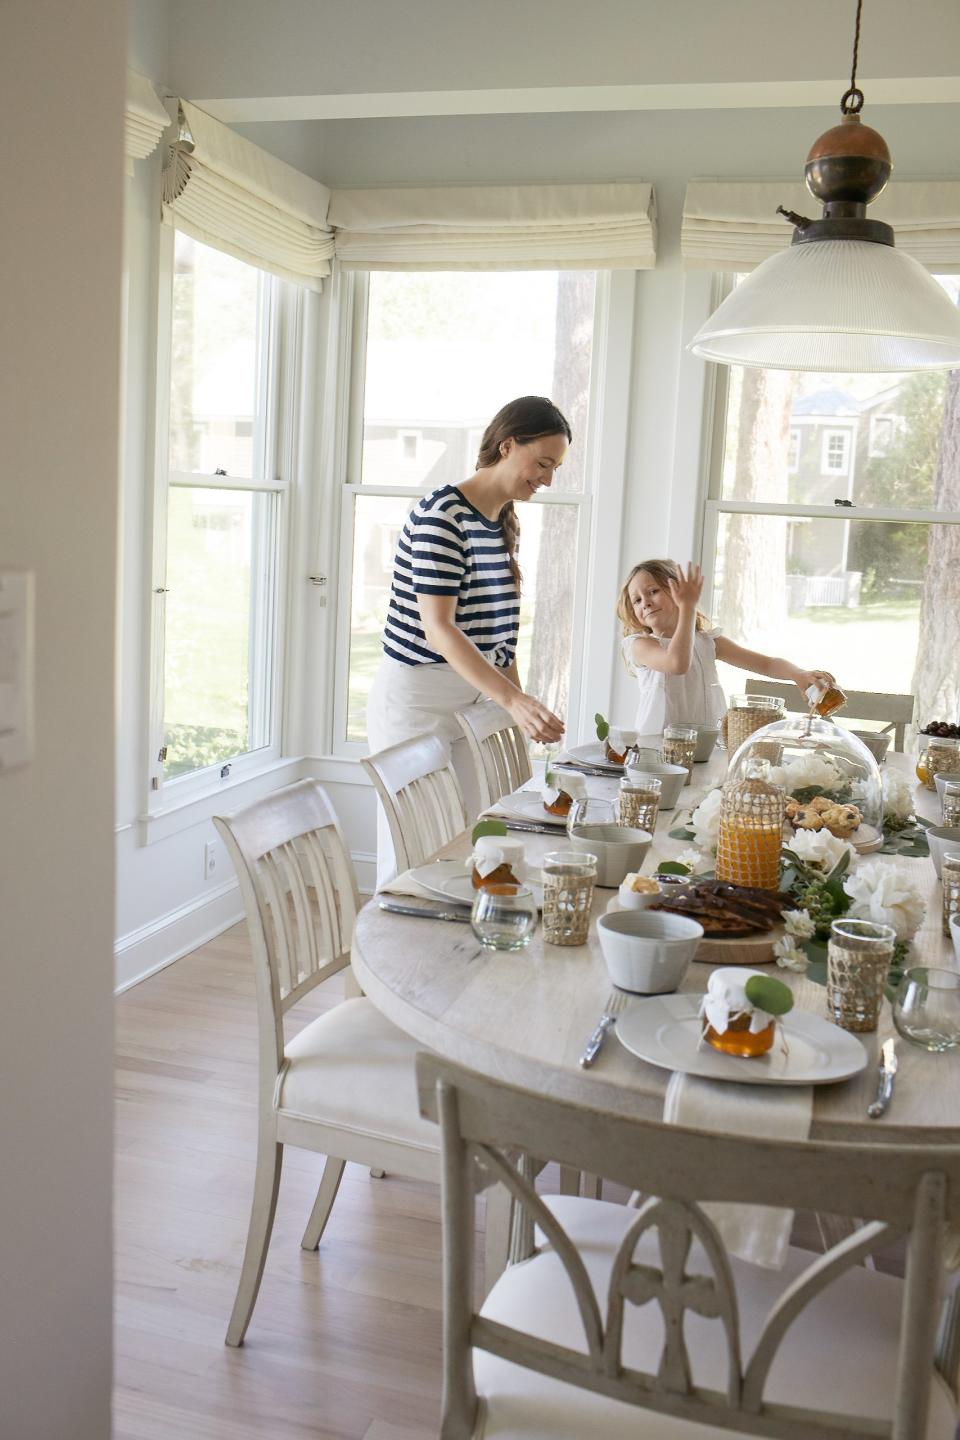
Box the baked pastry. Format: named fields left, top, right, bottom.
left=543, top=770, right=587, bottom=817
left=649, top=879, right=784, bottom=937
left=471, top=836, right=525, bottom=891
left=699, top=966, right=794, bottom=1057
left=785, top=794, right=861, bottom=838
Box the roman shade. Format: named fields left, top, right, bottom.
left=328, top=183, right=657, bottom=270
left=682, top=180, right=960, bottom=273
left=161, top=100, right=334, bottom=290
left=124, top=69, right=169, bottom=176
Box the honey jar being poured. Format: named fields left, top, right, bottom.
left=805, top=679, right=847, bottom=719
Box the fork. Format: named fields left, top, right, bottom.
left=578, top=989, right=628, bottom=1068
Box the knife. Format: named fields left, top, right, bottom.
left=501, top=820, right=566, bottom=835
left=866, top=1037, right=898, bottom=1118
left=553, top=761, right=621, bottom=778
left=377, top=898, right=471, bottom=923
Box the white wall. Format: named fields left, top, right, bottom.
left=0, top=3, right=124, bottom=1436
left=116, top=0, right=960, bottom=987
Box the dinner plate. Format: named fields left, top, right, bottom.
left=408, top=859, right=473, bottom=902
left=564, top=742, right=623, bottom=772
left=615, top=992, right=867, bottom=1086
left=436, top=868, right=545, bottom=909
left=495, top=791, right=567, bottom=826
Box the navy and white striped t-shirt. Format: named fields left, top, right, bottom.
left=382, top=485, right=520, bottom=667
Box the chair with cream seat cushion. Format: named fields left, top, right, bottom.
left=417, top=1052, right=960, bottom=1440
left=213, top=780, right=441, bottom=1347
left=362, top=732, right=468, bottom=875
left=455, top=700, right=533, bottom=812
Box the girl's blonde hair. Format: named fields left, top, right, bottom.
left=616, top=559, right=711, bottom=637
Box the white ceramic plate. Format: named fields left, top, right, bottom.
left=436, top=868, right=544, bottom=909
left=564, top=742, right=622, bottom=772
left=615, top=992, right=867, bottom=1086
left=408, top=859, right=474, bottom=902
left=495, top=792, right=567, bottom=826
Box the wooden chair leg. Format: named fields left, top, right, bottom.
left=370, top=1167, right=385, bottom=1179
left=300, top=1155, right=346, bottom=1252
left=225, top=1138, right=283, bottom=1347
left=483, top=1183, right=512, bottom=1298
left=559, top=1166, right=580, bottom=1196
left=582, top=1172, right=603, bottom=1200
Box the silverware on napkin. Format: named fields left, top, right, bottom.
left=554, top=761, right=620, bottom=778
left=578, top=990, right=628, bottom=1068
left=377, top=899, right=471, bottom=923
left=501, top=820, right=565, bottom=835
left=866, top=1037, right=898, bottom=1118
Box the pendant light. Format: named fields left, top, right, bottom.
left=689, top=0, right=960, bottom=372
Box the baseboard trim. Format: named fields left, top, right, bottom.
left=114, top=878, right=244, bottom=994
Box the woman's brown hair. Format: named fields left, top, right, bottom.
left=475, top=395, right=572, bottom=594
left=617, top=559, right=711, bottom=637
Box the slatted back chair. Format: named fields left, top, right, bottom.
left=213, top=782, right=440, bottom=1347
left=362, top=733, right=468, bottom=874
left=417, top=1052, right=960, bottom=1440
left=744, top=678, right=915, bottom=751
left=455, top=699, right=533, bottom=812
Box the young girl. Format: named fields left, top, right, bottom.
left=616, top=559, right=836, bottom=737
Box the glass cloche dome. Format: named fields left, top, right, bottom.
left=726, top=715, right=883, bottom=833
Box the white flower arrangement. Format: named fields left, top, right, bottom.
left=689, top=787, right=723, bottom=852
left=783, top=908, right=816, bottom=940
left=769, top=752, right=846, bottom=796
left=881, top=770, right=915, bottom=825
left=842, top=861, right=926, bottom=941
left=774, top=936, right=809, bottom=972
left=675, top=847, right=710, bottom=873
left=784, top=828, right=857, bottom=874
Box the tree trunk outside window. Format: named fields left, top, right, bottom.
left=911, top=366, right=960, bottom=730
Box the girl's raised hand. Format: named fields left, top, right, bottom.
left=667, top=562, right=704, bottom=609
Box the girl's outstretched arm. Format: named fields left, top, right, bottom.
left=714, top=635, right=835, bottom=699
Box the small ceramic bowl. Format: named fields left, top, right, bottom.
left=567, top=824, right=652, bottom=888
left=617, top=878, right=662, bottom=910
left=597, top=910, right=703, bottom=994
left=624, top=761, right=687, bottom=811
left=693, top=725, right=720, bottom=763
left=850, top=729, right=891, bottom=764
left=925, top=825, right=960, bottom=880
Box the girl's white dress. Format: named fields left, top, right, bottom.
left=621, top=627, right=727, bottom=737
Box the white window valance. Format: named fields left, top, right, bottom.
left=682, top=180, right=960, bottom=273
left=161, top=100, right=334, bottom=291
left=125, top=70, right=169, bottom=176
left=328, top=183, right=657, bottom=270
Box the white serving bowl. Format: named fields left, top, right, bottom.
left=597, top=910, right=704, bottom=994
left=850, top=729, right=891, bottom=764
left=617, top=879, right=662, bottom=910
left=693, top=725, right=720, bottom=763
left=567, top=824, right=652, bottom=888
left=925, top=825, right=960, bottom=880
left=624, top=761, right=687, bottom=811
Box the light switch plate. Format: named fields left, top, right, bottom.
left=0, top=571, right=34, bottom=772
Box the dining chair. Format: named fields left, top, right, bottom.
left=417, top=1051, right=960, bottom=1440
left=361, top=732, right=468, bottom=874
left=744, top=678, right=915, bottom=751
left=455, top=699, right=533, bottom=812
left=213, top=780, right=442, bottom=1347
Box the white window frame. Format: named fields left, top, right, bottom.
left=821, top=427, right=851, bottom=476
left=698, top=273, right=960, bottom=626
left=143, top=226, right=299, bottom=825
left=323, top=267, right=633, bottom=761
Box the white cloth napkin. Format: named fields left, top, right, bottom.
left=378, top=863, right=464, bottom=902
left=663, top=1071, right=813, bottom=1270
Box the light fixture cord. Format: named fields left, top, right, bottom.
left=841, top=0, right=865, bottom=114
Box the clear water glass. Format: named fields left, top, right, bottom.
left=470, top=884, right=538, bottom=952
left=565, top=796, right=617, bottom=837
left=893, top=967, right=960, bottom=1052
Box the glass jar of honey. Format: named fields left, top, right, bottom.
left=806, top=681, right=847, bottom=719
left=703, top=1012, right=775, bottom=1057
left=715, top=756, right=785, bottom=893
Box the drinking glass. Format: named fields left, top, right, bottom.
left=661, top=724, right=698, bottom=784
left=565, top=795, right=617, bottom=837
left=942, top=781, right=960, bottom=828
left=943, top=852, right=960, bottom=937
left=826, top=918, right=896, bottom=1032
left=542, top=850, right=597, bottom=946
left=470, top=884, right=538, bottom=952
left=892, top=967, right=960, bottom=1052
left=618, top=772, right=662, bottom=832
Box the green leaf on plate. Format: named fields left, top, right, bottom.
left=471, top=819, right=508, bottom=844
left=594, top=712, right=609, bottom=742
left=744, top=974, right=795, bottom=1016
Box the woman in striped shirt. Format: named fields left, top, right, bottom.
left=367, top=395, right=569, bottom=880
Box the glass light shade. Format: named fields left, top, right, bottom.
left=690, top=240, right=960, bottom=372
left=726, top=715, right=883, bottom=831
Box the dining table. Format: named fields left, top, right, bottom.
left=351, top=747, right=960, bottom=1150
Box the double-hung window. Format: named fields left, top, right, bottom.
left=701, top=273, right=960, bottom=732
left=150, top=232, right=292, bottom=801
left=332, top=269, right=605, bottom=753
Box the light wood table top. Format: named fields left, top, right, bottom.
left=352, top=750, right=960, bottom=1146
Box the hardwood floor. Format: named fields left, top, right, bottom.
left=114, top=922, right=452, bottom=1440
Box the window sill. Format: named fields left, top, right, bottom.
left=137, top=756, right=307, bottom=845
